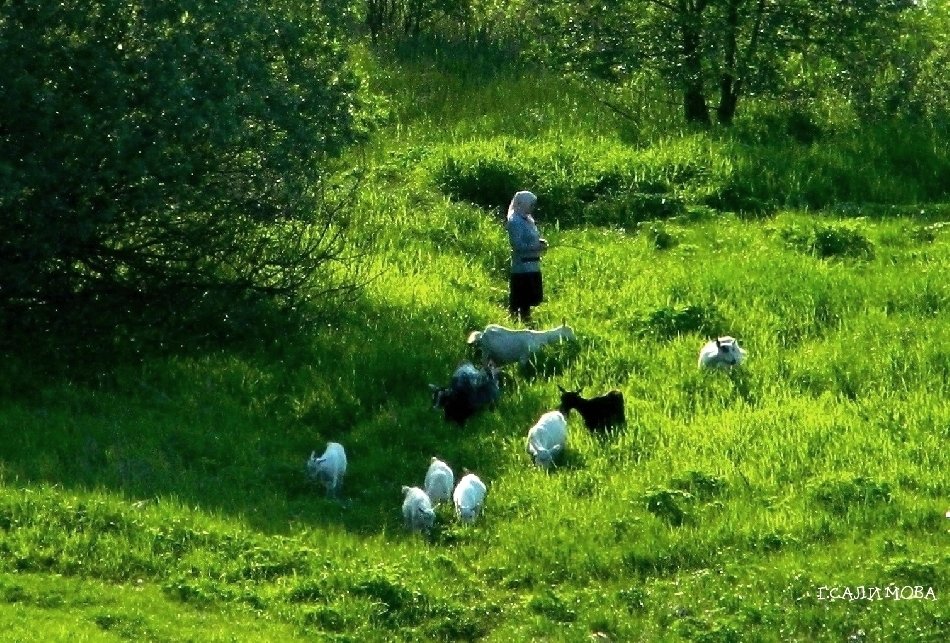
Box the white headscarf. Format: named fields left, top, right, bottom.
left=507, top=190, right=537, bottom=222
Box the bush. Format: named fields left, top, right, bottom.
left=0, top=1, right=368, bottom=337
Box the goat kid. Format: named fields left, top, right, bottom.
left=557, top=385, right=625, bottom=432
left=526, top=410, right=568, bottom=469
left=698, top=336, right=747, bottom=369
left=307, top=442, right=347, bottom=497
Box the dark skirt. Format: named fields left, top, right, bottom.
left=509, top=271, right=543, bottom=311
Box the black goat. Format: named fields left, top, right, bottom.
left=557, top=385, right=625, bottom=433
left=429, top=362, right=501, bottom=425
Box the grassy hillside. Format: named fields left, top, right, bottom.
left=1, top=47, right=948, bottom=641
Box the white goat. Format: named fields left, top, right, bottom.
left=526, top=411, right=568, bottom=469
left=698, top=336, right=747, bottom=369
left=424, top=457, right=455, bottom=505
left=401, top=485, right=436, bottom=532
left=307, top=442, right=347, bottom=496
left=453, top=473, right=487, bottom=523
left=467, top=323, right=576, bottom=366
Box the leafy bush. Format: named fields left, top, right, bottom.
left=0, top=0, right=368, bottom=336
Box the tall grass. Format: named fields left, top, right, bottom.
left=1, top=43, right=949, bottom=641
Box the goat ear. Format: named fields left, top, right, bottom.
left=428, top=384, right=438, bottom=391
left=715, top=338, right=722, bottom=348
left=557, top=384, right=566, bottom=393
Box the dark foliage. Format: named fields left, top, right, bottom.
left=0, top=0, right=368, bottom=343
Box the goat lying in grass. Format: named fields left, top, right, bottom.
left=698, top=336, right=747, bottom=369
left=453, top=473, right=487, bottom=523
left=401, top=485, right=436, bottom=533
left=467, top=323, right=576, bottom=367
left=557, top=385, right=625, bottom=433
left=526, top=410, right=568, bottom=469
left=307, top=442, right=347, bottom=497
left=429, top=362, right=501, bottom=425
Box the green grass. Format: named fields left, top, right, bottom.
left=1, top=45, right=949, bottom=641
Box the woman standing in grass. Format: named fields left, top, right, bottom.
left=506, top=190, right=547, bottom=322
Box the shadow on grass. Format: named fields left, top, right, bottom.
left=0, top=294, right=520, bottom=537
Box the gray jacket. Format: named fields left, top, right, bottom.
left=507, top=213, right=544, bottom=274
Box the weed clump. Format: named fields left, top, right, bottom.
left=811, top=475, right=893, bottom=514
left=437, top=155, right=526, bottom=209
left=644, top=488, right=694, bottom=526
left=670, top=470, right=728, bottom=499
left=633, top=303, right=725, bottom=340
left=583, top=192, right=685, bottom=227
left=527, top=590, right=578, bottom=623
left=886, top=557, right=939, bottom=586
left=640, top=221, right=680, bottom=250
left=703, top=182, right=777, bottom=215
left=779, top=221, right=876, bottom=259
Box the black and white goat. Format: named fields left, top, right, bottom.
left=429, top=362, right=501, bottom=425
left=557, top=385, right=625, bottom=433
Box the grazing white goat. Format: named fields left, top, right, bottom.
left=424, top=457, right=455, bottom=505
left=698, top=336, right=747, bottom=369
left=467, top=323, right=576, bottom=366
left=526, top=411, right=568, bottom=469
left=401, top=486, right=436, bottom=532
left=453, top=473, right=487, bottom=523
left=307, top=442, right=347, bottom=496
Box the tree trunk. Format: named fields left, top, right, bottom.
left=719, top=0, right=767, bottom=125
left=717, top=0, right=740, bottom=125
left=681, top=2, right=711, bottom=125
left=684, top=83, right=711, bottom=125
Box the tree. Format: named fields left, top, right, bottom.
left=0, top=0, right=368, bottom=334
left=530, top=0, right=916, bottom=125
